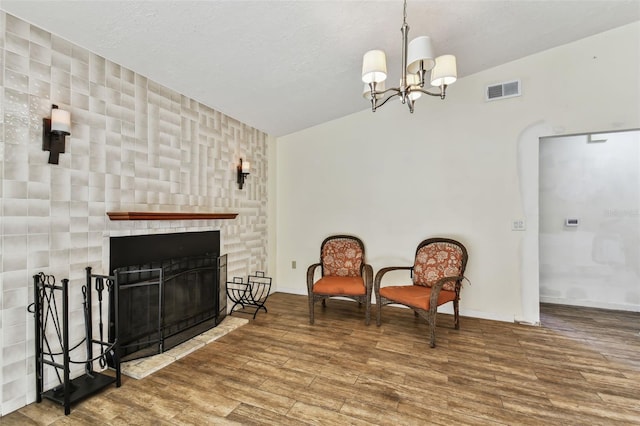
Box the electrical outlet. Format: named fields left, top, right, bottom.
left=512, top=219, right=526, bottom=231
left=292, top=260, right=296, bottom=269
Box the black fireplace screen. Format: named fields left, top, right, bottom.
left=109, top=231, right=225, bottom=362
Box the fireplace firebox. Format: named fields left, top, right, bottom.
left=109, top=231, right=226, bottom=362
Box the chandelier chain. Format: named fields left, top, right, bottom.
left=403, top=0, right=407, bottom=26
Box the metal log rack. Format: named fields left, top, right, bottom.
left=31, top=267, right=121, bottom=415
left=226, top=271, right=272, bottom=319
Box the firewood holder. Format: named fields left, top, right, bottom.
left=226, top=271, right=272, bottom=319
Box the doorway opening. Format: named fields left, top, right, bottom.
left=539, top=129, right=640, bottom=312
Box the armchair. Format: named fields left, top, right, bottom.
left=374, top=237, right=468, bottom=347
left=307, top=235, right=373, bottom=325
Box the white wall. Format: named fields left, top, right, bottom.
left=275, top=22, right=640, bottom=324
left=540, top=131, right=640, bottom=311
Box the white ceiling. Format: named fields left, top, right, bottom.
left=3, top=0, right=639, bottom=136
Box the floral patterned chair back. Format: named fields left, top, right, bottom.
left=321, top=237, right=364, bottom=277
left=412, top=240, right=466, bottom=292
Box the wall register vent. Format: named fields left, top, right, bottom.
left=486, top=80, right=521, bottom=101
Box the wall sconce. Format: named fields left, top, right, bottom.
left=42, top=104, right=71, bottom=164
left=237, top=158, right=250, bottom=189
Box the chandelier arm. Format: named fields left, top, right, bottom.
left=412, top=88, right=443, bottom=97
left=373, top=87, right=402, bottom=97
left=375, top=91, right=402, bottom=109
left=412, top=85, right=449, bottom=99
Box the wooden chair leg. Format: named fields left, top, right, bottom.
left=376, top=300, right=382, bottom=326
left=453, top=299, right=460, bottom=330
left=428, top=312, right=437, bottom=348
left=365, top=298, right=371, bottom=326
left=308, top=294, right=314, bottom=325
left=429, top=327, right=436, bottom=348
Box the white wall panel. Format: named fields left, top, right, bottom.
left=275, top=22, right=640, bottom=325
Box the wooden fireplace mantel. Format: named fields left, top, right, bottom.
left=107, top=212, right=238, bottom=221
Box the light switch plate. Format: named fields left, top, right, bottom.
left=512, top=219, right=526, bottom=231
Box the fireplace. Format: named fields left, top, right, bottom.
left=108, top=231, right=226, bottom=362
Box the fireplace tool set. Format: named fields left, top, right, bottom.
left=227, top=271, right=272, bottom=319
left=29, top=267, right=121, bottom=415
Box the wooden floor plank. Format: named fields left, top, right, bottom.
left=286, top=401, right=371, bottom=426
left=3, top=293, right=639, bottom=425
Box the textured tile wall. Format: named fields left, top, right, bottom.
left=0, top=12, right=269, bottom=415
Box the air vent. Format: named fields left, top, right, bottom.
left=587, top=134, right=607, bottom=143
left=486, top=80, right=521, bottom=101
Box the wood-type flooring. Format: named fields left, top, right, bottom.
left=3, top=293, right=640, bottom=425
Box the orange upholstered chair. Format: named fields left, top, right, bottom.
left=374, top=237, right=468, bottom=347
left=307, top=235, right=373, bottom=325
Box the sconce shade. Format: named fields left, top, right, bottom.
left=42, top=105, right=70, bottom=165
left=430, top=54, right=457, bottom=87
left=237, top=158, right=250, bottom=189
left=362, top=50, right=387, bottom=84
left=51, top=108, right=71, bottom=134
left=407, top=36, right=435, bottom=74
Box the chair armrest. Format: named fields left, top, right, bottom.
left=374, top=266, right=413, bottom=292
left=428, top=275, right=465, bottom=313
left=362, top=263, right=374, bottom=293
left=307, top=263, right=322, bottom=294
left=430, top=275, right=465, bottom=292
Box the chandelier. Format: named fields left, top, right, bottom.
left=361, top=0, right=457, bottom=112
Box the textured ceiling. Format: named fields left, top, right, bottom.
left=3, top=0, right=640, bottom=136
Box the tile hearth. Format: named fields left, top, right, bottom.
left=121, top=316, right=248, bottom=379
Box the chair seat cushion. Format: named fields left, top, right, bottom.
left=379, top=285, right=456, bottom=310
left=313, top=276, right=366, bottom=296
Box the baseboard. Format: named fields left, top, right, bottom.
left=275, top=286, right=307, bottom=296
left=540, top=296, right=640, bottom=312
left=273, top=289, right=517, bottom=323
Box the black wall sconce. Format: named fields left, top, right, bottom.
left=42, top=104, right=71, bottom=164
left=237, top=158, right=250, bottom=189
